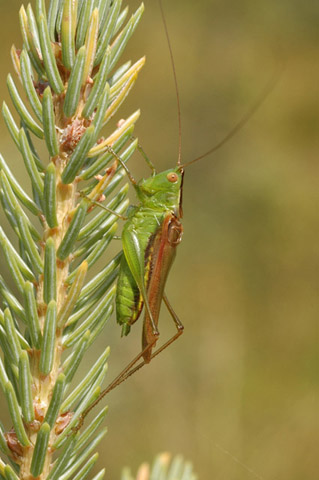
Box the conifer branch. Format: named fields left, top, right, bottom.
left=0, top=1, right=144, bottom=478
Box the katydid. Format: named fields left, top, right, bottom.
left=83, top=147, right=186, bottom=371
left=75, top=155, right=186, bottom=429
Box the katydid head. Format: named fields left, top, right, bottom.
left=136, top=167, right=184, bottom=217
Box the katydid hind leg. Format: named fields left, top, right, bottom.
left=110, top=293, right=184, bottom=382
left=75, top=294, right=184, bottom=429
left=89, top=294, right=184, bottom=402
left=115, top=291, right=185, bottom=385
left=75, top=337, right=158, bottom=429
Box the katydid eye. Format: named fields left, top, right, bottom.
left=167, top=172, right=178, bottom=183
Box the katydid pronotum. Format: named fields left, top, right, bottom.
left=77, top=0, right=277, bottom=426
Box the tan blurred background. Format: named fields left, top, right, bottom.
left=0, top=0, right=318, bottom=478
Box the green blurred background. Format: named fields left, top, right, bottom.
left=0, top=0, right=318, bottom=478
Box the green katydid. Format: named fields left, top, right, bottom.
left=74, top=150, right=187, bottom=431
left=84, top=147, right=186, bottom=379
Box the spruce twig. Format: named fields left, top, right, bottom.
left=0, top=1, right=144, bottom=478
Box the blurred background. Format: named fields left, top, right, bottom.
left=0, top=0, right=318, bottom=478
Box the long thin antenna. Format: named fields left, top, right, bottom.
left=181, top=71, right=280, bottom=169
left=159, top=0, right=182, bottom=166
